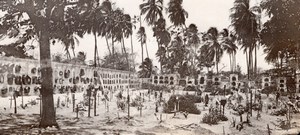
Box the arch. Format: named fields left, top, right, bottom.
left=264, top=83, right=269, bottom=87
left=232, top=76, right=236, bottom=81
left=279, top=79, right=284, bottom=83
left=264, top=78, right=269, bottom=82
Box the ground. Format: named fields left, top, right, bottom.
left=0, top=89, right=299, bottom=135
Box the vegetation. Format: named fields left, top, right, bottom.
left=1, top=0, right=300, bottom=129
left=202, top=107, right=228, bottom=125
left=164, top=95, right=201, bottom=114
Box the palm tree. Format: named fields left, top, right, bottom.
left=186, top=23, right=200, bottom=78
left=139, top=0, right=164, bottom=26
left=137, top=26, right=147, bottom=66
left=220, top=29, right=238, bottom=72
left=121, top=13, right=133, bottom=71
left=99, top=0, right=114, bottom=56
left=153, top=18, right=171, bottom=73
left=230, top=0, right=259, bottom=79
left=167, top=0, right=188, bottom=27
left=82, top=0, right=103, bottom=67
left=202, top=27, right=224, bottom=74
left=61, top=34, right=80, bottom=59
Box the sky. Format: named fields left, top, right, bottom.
left=1, top=0, right=272, bottom=73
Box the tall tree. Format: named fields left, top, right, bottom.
left=153, top=18, right=171, bottom=73
left=0, top=0, right=91, bottom=127
left=167, top=0, right=188, bottom=27
left=138, top=58, right=154, bottom=78
left=202, top=27, right=224, bottom=74
left=139, top=0, right=164, bottom=26
left=230, top=0, right=259, bottom=79
left=137, top=27, right=147, bottom=66
left=220, top=29, right=238, bottom=72
left=261, top=0, right=300, bottom=72
left=82, top=0, right=103, bottom=67
left=186, top=23, right=200, bottom=78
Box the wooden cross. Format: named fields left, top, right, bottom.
left=9, top=96, right=14, bottom=108
left=36, top=97, right=42, bottom=116
left=97, top=93, right=101, bottom=105
left=72, top=94, right=76, bottom=112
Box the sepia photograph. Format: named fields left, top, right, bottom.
left=0, top=0, right=300, bottom=134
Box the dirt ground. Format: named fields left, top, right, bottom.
left=0, top=89, right=299, bottom=135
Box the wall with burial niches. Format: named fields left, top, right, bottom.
left=0, top=57, right=138, bottom=97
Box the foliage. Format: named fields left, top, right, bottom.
left=230, top=0, right=260, bottom=78
left=261, top=86, right=277, bottom=95
left=271, top=108, right=287, bottom=116
left=261, top=0, right=300, bottom=68
left=139, top=0, right=163, bottom=26
left=101, top=50, right=135, bottom=71
left=0, top=0, right=100, bottom=127
left=202, top=113, right=219, bottom=125
left=149, top=84, right=171, bottom=93
left=164, top=95, right=201, bottom=114
left=138, top=58, right=154, bottom=78
left=183, top=86, right=199, bottom=92
left=0, top=42, right=34, bottom=59
left=167, top=0, right=188, bottom=27
left=52, top=53, right=64, bottom=62
left=130, top=96, right=142, bottom=107
left=202, top=107, right=228, bottom=125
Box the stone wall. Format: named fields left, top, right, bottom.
left=0, top=57, right=138, bottom=97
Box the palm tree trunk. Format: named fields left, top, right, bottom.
left=66, top=50, right=71, bottom=60
left=145, top=42, right=149, bottom=58
left=229, top=53, right=232, bottom=72
left=234, top=52, right=237, bottom=72
left=112, top=36, right=115, bottom=68
left=216, top=48, right=219, bottom=74
left=130, top=34, right=135, bottom=71
left=39, top=23, right=58, bottom=128
left=72, top=48, right=76, bottom=58
left=246, top=50, right=249, bottom=79
left=94, top=31, right=98, bottom=67
left=141, top=37, right=144, bottom=65
left=249, top=48, right=253, bottom=79
left=105, top=35, right=112, bottom=56
left=122, top=36, right=130, bottom=71
left=140, top=15, right=144, bottom=72
left=254, top=45, right=257, bottom=76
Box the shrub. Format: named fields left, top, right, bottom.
left=184, top=94, right=202, bottom=103
left=164, top=95, right=201, bottom=114
left=202, top=113, right=219, bottom=125
left=130, top=96, right=142, bottom=107
left=149, top=84, right=171, bottom=93
left=141, top=83, right=152, bottom=89
left=261, top=86, right=277, bottom=95
left=217, top=114, right=228, bottom=121
left=183, top=86, right=199, bottom=91
left=271, top=108, right=287, bottom=116
left=202, top=107, right=228, bottom=125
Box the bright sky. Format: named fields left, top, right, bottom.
left=1, top=0, right=272, bottom=73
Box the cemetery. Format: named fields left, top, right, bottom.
left=1, top=0, right=300, bottom=134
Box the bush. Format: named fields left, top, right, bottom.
left=261, top=86, right=277, bottom=95
left=217, top=114, right=228, bottom=121
left=184, top=94, right=202, bottom=103
left=183, top=86, right=199, bottom=91
left=271, top=108, right=287, bottom=116
left=130, top=96, right=142, bottom=107
left=149, top=84, right=171, bottom=93
left=141, top=83, right=152, bottom=89
left=202, top=108, right=228, bottom=125
left=202, top=113, right=219, bottom=125
left=164, top=95, right=201, bottom=114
